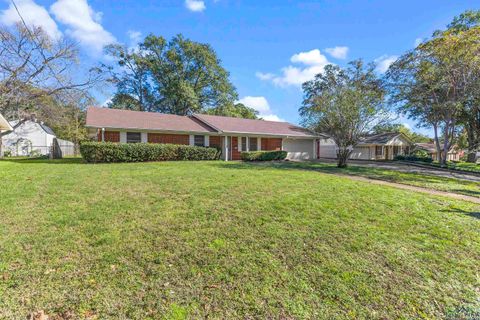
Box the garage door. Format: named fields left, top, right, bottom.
left=283, top=139, right=314, bottom=160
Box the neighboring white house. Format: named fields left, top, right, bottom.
left=2, top=120, right=58, bottom=156
left=319, top=132, right=413, bottom=160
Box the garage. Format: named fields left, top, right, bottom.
left=283, top=138, right=316, bottom=160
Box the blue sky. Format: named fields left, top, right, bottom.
left=1, top=0, right=479, bottom=136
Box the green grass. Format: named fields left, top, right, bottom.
left=0, top=159, right=479, bottom=319
left=277, top=161, right=480, bottom=198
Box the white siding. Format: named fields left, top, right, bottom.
left=283, top=138, right=315, bottom=160
left=2, top=121, right=54, bottom=156
left=350, top=146, right=373, bottom=160
left=318, top=138, right=337, bottom=158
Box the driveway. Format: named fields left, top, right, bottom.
left=317, top=158, right=480, bottom=183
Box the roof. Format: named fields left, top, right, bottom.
left=40, top=123, right=55, bottom=135
left=86, top=107, right=318, bottom=138
left=86, top=107, right=216, bottom=134
left=192, top=113, right=317, bottom=138
left=359, top=132, right=408, bottom=145
left=0, top=113, right=12, bottom=131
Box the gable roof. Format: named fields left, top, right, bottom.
left=359, top=132, right=411, bottom=145
left=86, top=107, right=216, bottom=134
left=0, top=113, right=12, bottom=131
left=193, top=114, right=317, bottom=138
left=86, top=107, right=318, bottom=138
left=40, top=123, right=55, bottom=135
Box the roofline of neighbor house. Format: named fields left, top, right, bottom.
left=0, top=113, right=13, bottom=131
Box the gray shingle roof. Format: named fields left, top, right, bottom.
left=359, top=132, right=403, bottom=145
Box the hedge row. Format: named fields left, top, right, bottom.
left=80, top=142, right=221, bottom=163
left=240, top=150, right=288, bottom=161
left=394, top=155, right=433, bottom=163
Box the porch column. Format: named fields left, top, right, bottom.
left=101, top=128, right=105, bottom=142
left=257, top=138, right=261, bottom=151
left=189, top=135, right=194, bottom=146
left=224, top=136, right=229, bottom=161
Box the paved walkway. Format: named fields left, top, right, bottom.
left=318, top=158, right=480, bottom=183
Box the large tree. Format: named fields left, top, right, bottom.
left=388, top=10, right=480, bottom=165
left=0, top=23, right=103, bottom=156
left=105, top=34, right=238, bottom=116
left=204, top=102, right=258, bottom=119
left=300, top=60, right=387, bottom=167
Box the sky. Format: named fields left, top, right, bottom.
left=1, top=0, right=479, bottom=136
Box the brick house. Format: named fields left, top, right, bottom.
left=86, top=107, right=321, bottom=161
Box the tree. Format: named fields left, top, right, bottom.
left=0, top=23, right=104, bottom=156
left=105, top=34, right=238, bottom=115
left=388, top=10, right=480, bottom=165
left=371, top=123, right=431, bottom=143
left=300, top=60, right=387, bottom=167
left=204, top=102, right=258, bottom=119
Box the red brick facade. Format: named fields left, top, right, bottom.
left=261, top=138, right=282, bottom=151
left=209, top=136, right=222, bottom=148
left=147, top=133, right=189, bottom=145
left=231, top=137, right=241, bottom=160
left=98, top=130, right=120, bottom=142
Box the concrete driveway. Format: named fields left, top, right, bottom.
left=317, top=158, right=480, bottom=183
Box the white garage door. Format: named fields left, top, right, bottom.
left=319, top=138, right=337, bottom=158
left=283, top=138, right=314, bottom=160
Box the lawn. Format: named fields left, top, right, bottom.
left=0, top=159, right=479, bottom=319
left=276, top=161, right=480, bottom=198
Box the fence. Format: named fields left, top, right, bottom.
left=51, top=138, right=75, bottom=158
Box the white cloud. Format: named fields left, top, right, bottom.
left=257, top=49, right=332, bottom=87
left=291, top=49, right=328, bottom=65
left=325, top=46, right=349, bottom=59
left=0, top=0, right=61, bottom=39
left=127, top=30, right=142, bottom=45
left=375, top=55, right=398, bottom=73
left=414, top=37, right=423, bottom=47
left=185, top=0, right=206, bottom=12
left=238, top=96, right=284, bottom=122
left=255, top=72, right=275, bottom=81
left=50, top=0, right=116, bottom=54
left=402, top=122, right=412, bottom=130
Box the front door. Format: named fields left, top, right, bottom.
left=231, top=137, right=241, bottom=160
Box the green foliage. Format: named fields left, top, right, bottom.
left=300, top=60, right=387, bottom=167
left=240, top=150, right=287, bottom=161
left=412, top=149, right=429, bottom=158
left=105, top=34, right=237, bottom=115
left=205, top=102, right=259, bottom=119
left=80, top=142, right=220, bottom=163
left=371, top=123, right=431, bottom=143
left=394, top=154, right=433, bottom=163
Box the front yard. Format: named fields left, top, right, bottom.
left=0, top=159, right=479, bottom=319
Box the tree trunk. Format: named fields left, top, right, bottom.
left=433, top=123, right=443, bottom=164
left=337, top=148, right=351, bottom=168
left=465, top=117, right=479, bottom=163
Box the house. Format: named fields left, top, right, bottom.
left=318, top=132, right=414, bottom=160
left=414, top=143, right=464, bottom=161
left=0, top=113, right=13, bottom=132
left=85, top=107, right=321, bottom=161
left=1, top=120, right=74, bottom=157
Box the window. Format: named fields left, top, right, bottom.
left=249, top=137, right=258, bottom=151
left=241, top=137, right=247, bottom=151
left=194, top=135, right=205, bottom=147
left=375, top=146, right=383, bottom=156
left=126, top=132, right=141, bottom=143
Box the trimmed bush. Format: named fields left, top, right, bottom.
left=394, top=155, right=433, bottom=163
left=80, top=142, right=220, bottom=163
left=241, top=150, right=288, bottom=161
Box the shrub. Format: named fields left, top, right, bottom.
left=3, top=150, right=11, bottom=157
left=394, top=155, right=433, bottom=163
left=80, top=142, right=220, bottom=163
left=241, top=150, right=288, bottom=161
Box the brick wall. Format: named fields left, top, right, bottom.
left=261, top=138, right=282, bottom=151
left=147, top=133, right=189, bottom=145
left=98, top=131, right=120, bottom=142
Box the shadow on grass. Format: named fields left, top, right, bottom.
left=0, top=157, right=84, bottom=165
left=441, top=208, right=480, bottom=220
